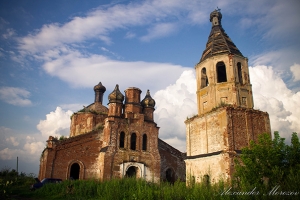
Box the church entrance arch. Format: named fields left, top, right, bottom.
left=126, top=166, right=137, bottom=177
left=70, top=163, right=80, bottom=180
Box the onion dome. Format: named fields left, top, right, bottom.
left=141, top=90, right=155, bottom=108
left=94, top=82, right=106, bottom=92
left=108, top=84, right=124, bottom=103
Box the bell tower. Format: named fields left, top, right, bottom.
left=185, top=9, right=271, bottom=184
left=196, top=9, right=253, bottom=115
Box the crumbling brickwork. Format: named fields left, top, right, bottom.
left=185, top=9, right=271, bottom=184
left=39, top=84, right=185, bottom=183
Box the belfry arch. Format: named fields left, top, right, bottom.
left=216, top=61, right=227, bottom=83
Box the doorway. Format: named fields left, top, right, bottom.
left=70, top=163, right=80, bottom=180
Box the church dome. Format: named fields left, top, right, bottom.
left=108, top=84, right=124, bottom=103
left=141, top=90, right=155, bottom=108
left=94, top=82, right=106, bottom=92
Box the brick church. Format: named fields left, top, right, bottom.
left=38, top=10, right=271, bottom=183
left=39, top=84, right=186, bottom=182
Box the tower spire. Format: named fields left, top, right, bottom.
left=200, top=9, right=243, bottom=63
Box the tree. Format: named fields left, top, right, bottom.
left=233, top=132, right=300, bottom=190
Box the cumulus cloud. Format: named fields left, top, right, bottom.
left=154, top=70, right=197, bottom=151
left=6, top=137, right=19, bottom=146
left=0, top=106, right=73, bottom=173
left=250, top=65, right=300, bottom=140
left=0, top=126, right=46, bottom=171
left=37, top=107, right=73, bottom=138
left=0, top=87, right=32, bottom=106
left=290, top=63, right=300, bottom=82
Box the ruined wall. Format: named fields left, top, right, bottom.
left=185, top=106, right=271, bottom=183
left=39, top=131, right=104, bottom=180
left=158, top=139, right=186, bottom=182
left=70, top=112, right=107, bottom=137
left=185, top=152, right=234, bottom=184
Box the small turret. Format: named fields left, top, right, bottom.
left=108, top=84, right=124, bottom=117
left=141, top=90, right=155, bottom=121
left=94, top=82, right=106, bottom=104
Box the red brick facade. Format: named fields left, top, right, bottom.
left=39, top=83, right=186, bottom=182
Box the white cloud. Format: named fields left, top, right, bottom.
left=250, top=48, right=300, bottom=73
left=250, top=65, right=300, bottom=140
left=0, top=107, right=73, bottom=172
left=6, top=137, right=19, bottom=146
left=40, top=48, right=188, bottom=92
left=0, top=87, right=32, bottom=106
left=2, top=28, right=15, bottom=39
left=140, top=22, right=178, bottom=42
left=17, top=0, right=211, bottom=54
left=23, top=141, right=45, bottom=155
left=37, top=107, right=73, bottom=138
left=0, top=127, right=46, bottom=167
left=154, top=70, right=197, bottom=151
left=290, top=63, right=300, bottom=82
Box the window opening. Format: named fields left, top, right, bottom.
left=119, top=132, right=125, bottom=148
left=142, top=134, right=147, bottom=151
left=201, top=68, right=209, bottom=88
left=237, top=62, right=243, bottom=84
left=130, top=133, right=136, bottom=150
left=216, top=62, right=227, bottom=83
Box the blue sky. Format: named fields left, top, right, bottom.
left=0, top=0, right=300, bottom=175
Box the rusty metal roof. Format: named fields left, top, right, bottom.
left=199, top=10, right=243, bottom=63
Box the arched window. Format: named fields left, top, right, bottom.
left=237, top=62, right=243, bottom=84
left=119, top=132, right=125, bottom=148
left=142, top=134, right=147, bottom=151
left=201, top=68, right=209, bottom=88
left=216, top=62, right=227, bottom=83
left=130, top=133, right=136, bottom=150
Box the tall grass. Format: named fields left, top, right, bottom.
left=31, top=178, right=234, bottom=200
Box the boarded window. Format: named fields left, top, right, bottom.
left=130, top=133, right=136, bottom=150
left=119, top=132, right=125, bottom=148
left=216, top=62, right=227, bottom=83
left=237, top=62, right=243, bottom=84
left=142, top=134, right=147, bottom=151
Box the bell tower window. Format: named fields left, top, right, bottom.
left=237, top=62, right=243, bottom=84
left=216, top=62, right=227, bottom=83
left=201, top=68, right=209, bottom=88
